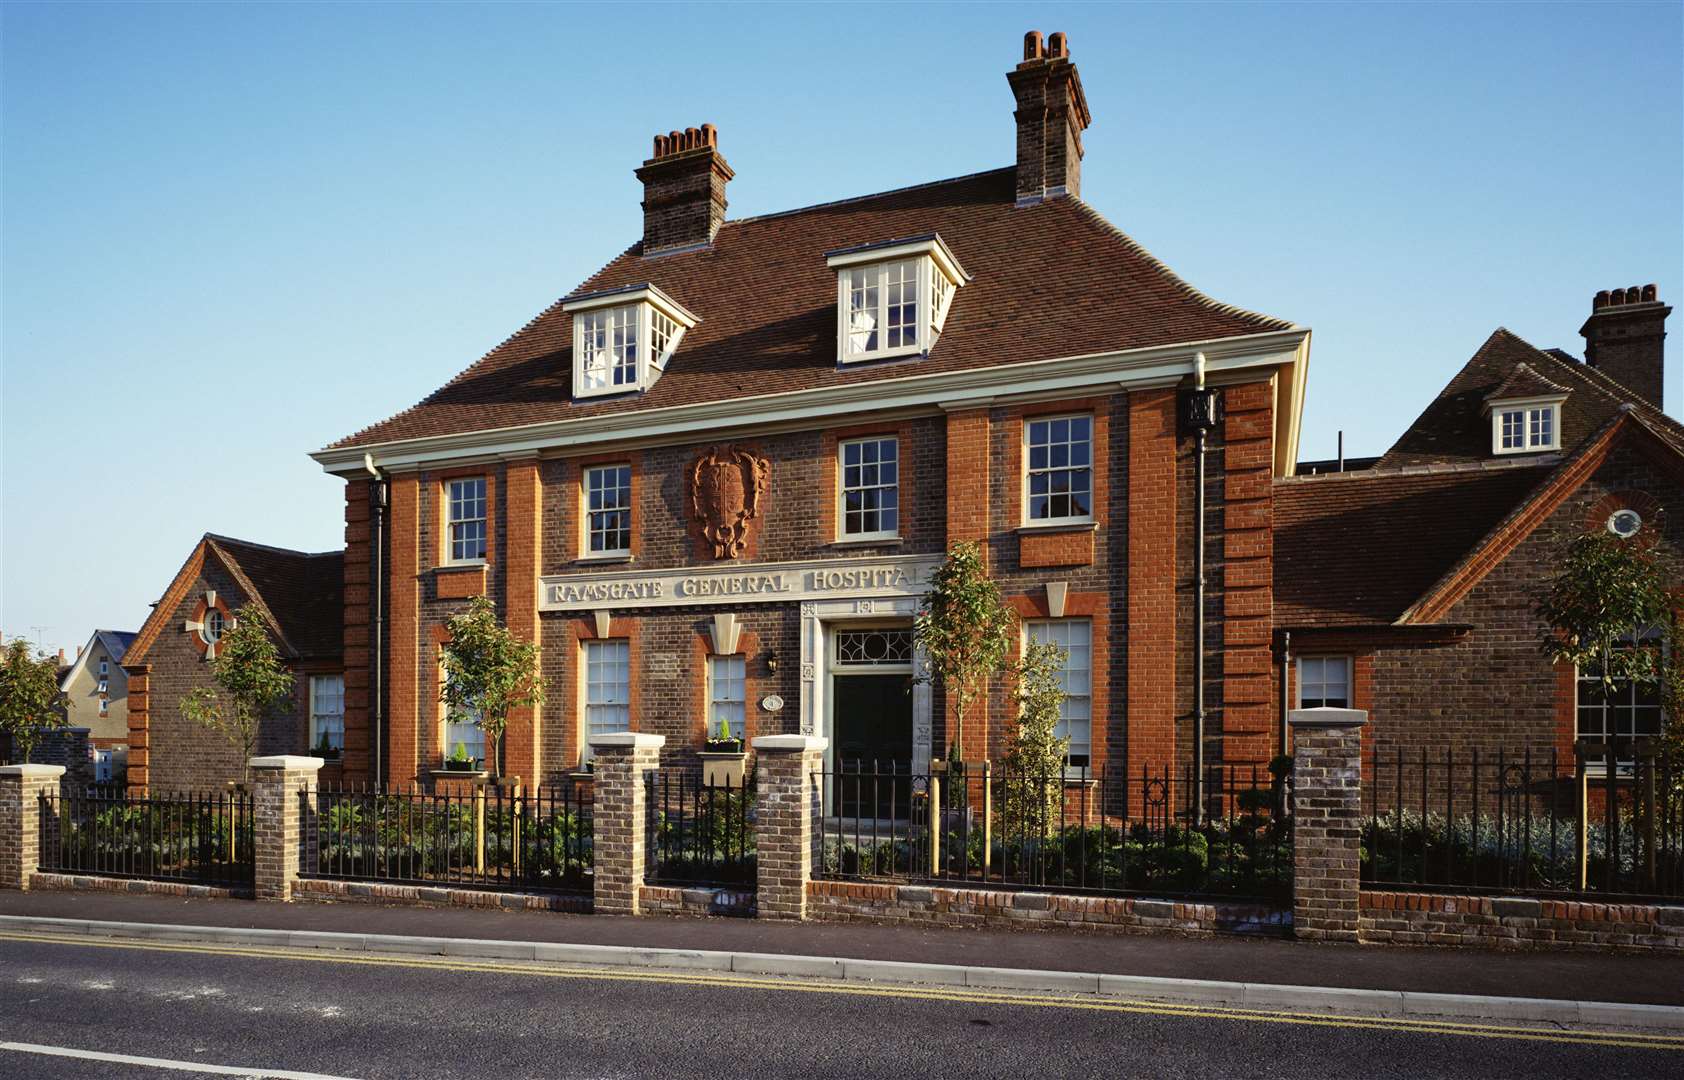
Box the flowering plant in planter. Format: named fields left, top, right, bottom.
left=442, top=741, right=482, bottom=772
left=700, top=716, right=747, bottom=788
left=703, top=715, right=745, bottom=755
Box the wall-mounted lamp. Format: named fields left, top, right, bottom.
left=765, top=649, right=779, bottom=675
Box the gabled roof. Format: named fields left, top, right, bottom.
left=1273, top=463, right=1550, bottom=628
left=206, top=536, right=344, bottom=660
left=123, top=534, right=343, bottom=667
left=1378, top=328, right=1684, bottom=469
left=58, top=629, right=139, bottom=691
left=328, top=168, right=1294, bottom=451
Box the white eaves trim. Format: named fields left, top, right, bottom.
left=824, top=235, right=970, bottom=284
left=312, top=327, right=1310, bottom=477
left=560, top=282, right=699, bottom=328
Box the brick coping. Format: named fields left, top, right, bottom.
left=30, top=871, right=248, bottom=900
left=293, top=876, right=591, bottom=913
left=807, top=879, right=1287, bottom=936
left=1360, top=889, right=1684, bottom=953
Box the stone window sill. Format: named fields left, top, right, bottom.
left=829, top=537, right=904, bottom=550
left=574, top=554, right=635, bottom=566
left=1017, top=521, right=1098, bottom=535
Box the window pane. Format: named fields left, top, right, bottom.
left=585, top=640, right=633, bottom=743
left=1026, top=620, right=1092, bottom=768
left=709, top=655, right=747, bottom=739
left=839, top=437, right=899, bottom=536
left=447, top=477, right=487, bottom=562
left=1025, top=417, right=1093, bottom=522
left=586, top=465, right=633, bottom=553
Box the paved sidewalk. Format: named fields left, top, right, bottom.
left=2, top=889, right=1679, bottom=1007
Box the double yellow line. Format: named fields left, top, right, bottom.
left=3, top=930, right=1680, bottom=1052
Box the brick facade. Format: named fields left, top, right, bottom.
left=1350, top=437, right=1684, bottom=760
left=343, top=383, right=1278, bottom=792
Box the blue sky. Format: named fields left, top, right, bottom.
left=3, top=2, right=1680, bottom=659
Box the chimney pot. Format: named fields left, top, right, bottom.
left=1007, top=30, right=1092, bottom=203
left=1582, top=282, right=1670, bottom=410
left=637, top=123, right=734, bottom=253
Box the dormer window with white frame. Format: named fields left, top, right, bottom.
left=825, top=234, right=967, bottom=364
left=563, top=283, right=697, bottom=399
left=1488, top=396, right=1564, bottom=455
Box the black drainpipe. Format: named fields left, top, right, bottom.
left=1278, top=630, right=1292, bottom=756
left=1181, top=360, right=1221, bottom=826
left=365, top=456, right=388, bottom=788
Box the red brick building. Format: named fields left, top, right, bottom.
left=314, top=33, right=1310, bottom=790
left=1275, top=287, right=1677, bottom=764
left=122, top=534, right=344, bottom=792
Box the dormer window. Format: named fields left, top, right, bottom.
left=1488, top=397, right=1563, bottom=455
left=563, top=283, right=697, bottom=399
left=826, top=235, right=967, bottom=364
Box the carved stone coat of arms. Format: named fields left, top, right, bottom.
left=687, top=445, right=770, bottom=560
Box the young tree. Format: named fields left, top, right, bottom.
left=1536, top=529, right=1683, bottom=750
left=1000, top=638, right=1070, bottom=829
left=914, top=541, right=1017, bottom=762
left=180, top=605, right=294, bottom=784
left=439, top=595, right=546, bottom=783
left=0, top=636, right=69, bottom=764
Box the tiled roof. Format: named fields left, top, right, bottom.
left=1485, top=361, right=1568, bottom=403
left=1273, top=464, right=1549, bottom=627
left=1377, top=328, right=1684, bottom=468
left=206, top=535, right=343, bottom=659
left=330, top=168, right=1293, bottom=450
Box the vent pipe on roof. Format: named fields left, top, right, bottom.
left=1008, top=31, right=1092, bottom=205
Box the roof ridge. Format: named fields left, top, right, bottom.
left=1065, top=198, right=1297, bottom=331
left=725, top=167, right=1015, bottom=228
left=1279, top=457, right=1558, bottom=483
left=203, top=532, right=342, bottom=560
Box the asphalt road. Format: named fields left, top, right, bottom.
left=1, top=935, right=1678, bottom=1079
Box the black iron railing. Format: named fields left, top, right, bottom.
left=304, top=780, right=593, bottom=894
left=647, top=769, right=755, bottom=886
left=37, top=788, right=254, bottom=888
left=1362, top=742, right=1682, bottom=900
left=814, top=759, right=1292, bottom=900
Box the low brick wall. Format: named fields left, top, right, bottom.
left=807, top=880, right=1287, bottom=936
left=1360, top=890, right=1684, bottom=953
left=638, top=884, right=755, bottom=917
left=294, top=877, right=591, bottom=913
left=30, top=871, right=246, bottom=900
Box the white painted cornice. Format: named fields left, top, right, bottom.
left=312, top=327, right=1310, bottom=477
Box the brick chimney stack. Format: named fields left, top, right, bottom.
left=1581, top=284, right=1670, bottom=411
left=635, top=124, right=734, bottom=255
left=1008, top=30, right=1092, bottom=205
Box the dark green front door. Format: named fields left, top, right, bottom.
left=833, top=672, right=913, bottom=818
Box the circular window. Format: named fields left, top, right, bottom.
left=203, top=609, right=225, bottom=644
left=1607, top=509, right=1643, bottom=539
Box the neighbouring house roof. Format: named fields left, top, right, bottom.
left=58, top=629, right=140, bottom=691
left=123, top=534, right=343, bottom=667
left=328, top=168, right=1294, bottom=451
left=1377, top=328, right=1684, bottom=469
left=1273, top=464, right=1551, bottom=628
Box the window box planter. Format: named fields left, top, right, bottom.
left=699, top=749, right=748, bottom=789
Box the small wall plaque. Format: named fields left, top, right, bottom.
left=761, top=694, right=785, bottom=713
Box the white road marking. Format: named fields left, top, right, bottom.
left=0, top=1040, right=363, bottom=1079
